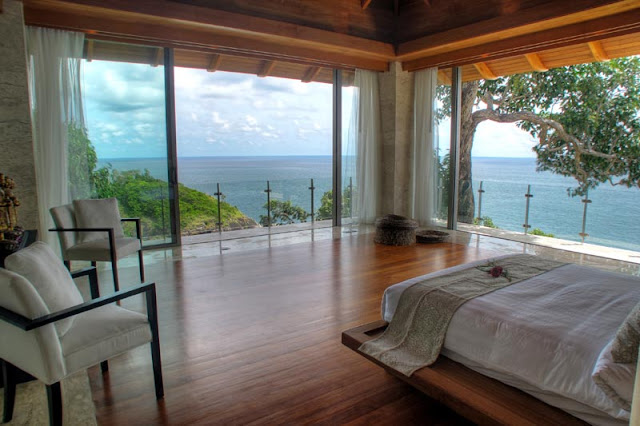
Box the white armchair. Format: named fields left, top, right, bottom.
left=49, top=198, right=145, bottom=292
left=0, top=242, right=163, bottom=426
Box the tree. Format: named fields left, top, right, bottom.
left=260, top=200, right=309, bottom=226
left=440, top=58, right=640, bottom=223
left=316, top=185, right=353, bottom=221
left=67, top=123, right=98, bottom=199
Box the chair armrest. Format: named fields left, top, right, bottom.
left=0, top=282, right=157, bottom=331
left=120, top=218, right=142, bottom=240
left=49, top=227, right=115, bottom=233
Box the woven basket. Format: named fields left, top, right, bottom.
left=374, top=214, right=418, bottom=246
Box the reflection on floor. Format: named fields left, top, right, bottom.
left=121, top=223, right=640, bottom=277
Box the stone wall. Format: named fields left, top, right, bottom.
left=0, top=0, right=38, bottom=230
left=378, top=62, right=414, bottom=217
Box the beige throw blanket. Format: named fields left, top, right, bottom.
left=359, top=254, right=566, bottom=376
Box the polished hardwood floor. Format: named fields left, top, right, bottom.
left=88, top=233, right=499, bottom=425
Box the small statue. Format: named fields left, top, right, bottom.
left=0, top=173, right=21, bottom=246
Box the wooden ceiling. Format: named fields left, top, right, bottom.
left=18, top=0, right=640, bottom=83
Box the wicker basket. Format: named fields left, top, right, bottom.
left=374, top=214, right=418, bottom=246
left=416, top=229, right=449, bottom=244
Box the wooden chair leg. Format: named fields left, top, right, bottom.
left=100, top=361, right=109, bottom=373
left=2, top=360, right=17, bottom=423
left=150, top=339, right=164, bottom=400
left=111, top=261, right=120, bottom=293
left=138, top=250, right=145, bottom=282
left=146, top=286, right=164, bottom=399
left=46, top=382, right=62, bottom=426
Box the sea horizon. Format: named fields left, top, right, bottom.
left=97, top=156, right=640, bottom=253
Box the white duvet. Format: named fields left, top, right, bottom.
left=381, top=257, right=640, bottom=426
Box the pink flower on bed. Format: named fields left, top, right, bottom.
left=490, top=266, right=503, bottom=277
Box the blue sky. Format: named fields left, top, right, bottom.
left=83, top=60, right=537, bottom=159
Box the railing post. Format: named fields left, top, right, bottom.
left=214, top=183, right=223, bottom=234
left=523, top=184, right=532, bottom=234
left=476, top=180, right=484, bottom=221
left=348, top=177, right=354, bottom=223
left=579, top=189, right=591, bottom=243
left=264, top=180, right=272, bottom=228
left=309, top=178, right=315, bottom=223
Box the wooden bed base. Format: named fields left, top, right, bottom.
left=342, top=320, right=588, bottom=426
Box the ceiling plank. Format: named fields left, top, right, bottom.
left=258, top=60, right=276, bottom=77
left=397, top=0, right=640, bottom=61
left=86, top=38, right=93, bottom=61
left=361, top=0, right=373, bottom=10
left=23, top=1, right=390, bottom=71
left=423, top=0, right=431, bottom=7
left=301, top=66, right=321, bottom=82
left=587, top=40, right=610, bottom=61
left=151, top=47, right=163, bottom=67
left=473, top=62, right=498, bottom=79
left=524, top=53, right=549, bottom=71
left=394, top=0, right=399, bottom=16
left=437, top=70, right=451, bottom=85
left=0, top=0, right=4, bottom=14
left=206, top=54, right=222, bottom=72
left=402, top=8, right=640, bottom=71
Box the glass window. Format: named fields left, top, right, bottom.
left=173, top=66, right=333, bottom=240
left=79, top=42, right=174, bottom=246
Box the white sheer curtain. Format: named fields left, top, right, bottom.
left=345, top=69, right=381, bottom=224
left=26, top=27, right=85, bottom=245
left=410, top=68, right=438, bottom=226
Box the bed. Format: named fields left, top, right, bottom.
left=342, top=255, right=640, bottom=426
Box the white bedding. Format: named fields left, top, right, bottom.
left=381, top=257, right=640, bottom=426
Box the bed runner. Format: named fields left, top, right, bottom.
left=359, top=254, right=566, bottom=376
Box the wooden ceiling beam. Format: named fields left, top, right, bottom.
left=397, top=0, right=640, bottom=61
left=402, top=8, right=640, bottom=71
left=23, top=2, right=390, bottom=71
left=258, top=60, right=276, bottom=77
left=23, top=0, right=394, bottom=60
left=524, top=53, right=548, bottom=71
left=588, top=40, right=610, bottom=61
left=473, top=62, right=498, bottom=79
left=301, top=66, right=321, bottom=83
left=206, top=54, right=222, bottom=72
left=361, top=0, right=373, bottom=10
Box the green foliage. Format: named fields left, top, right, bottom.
left=530, top=228, right=555, bottom=238
left=437, top=153, right=451, bottom=219
left=67, top=123, right=98, bottom=199
left=260, top=200, right=308, bottom=226
left=94, top=167, right=247, bottom=237
left=473, top=216, right=497, bottom=228
left=316, top=186, right=352, bottom=221
left=476, top=58, right=640, bottom=195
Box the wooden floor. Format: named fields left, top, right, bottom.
left=88, top=233, right=497, bottom=425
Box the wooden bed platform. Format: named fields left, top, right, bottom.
left=342, top=320, right=588, bottom=426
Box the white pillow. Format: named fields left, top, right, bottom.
left=5, top=242, right=84, bottom=337
left=592, top=339, right=635, bottom=412
left=73, top=198, right=124, bottom=244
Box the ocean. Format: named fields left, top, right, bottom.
left=98, top=156, right=640, bottom=252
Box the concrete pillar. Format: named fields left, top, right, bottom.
left=0, top=0, right=38, bottom=230
left=378, top=62, right=414, bottom=217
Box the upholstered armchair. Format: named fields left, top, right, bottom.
left=50, top=198, right=145, bottom=292
left=0, top=242, right=163, bottom=426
